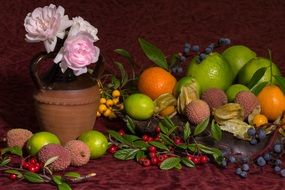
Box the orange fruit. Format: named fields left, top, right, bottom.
left=257, top=85, right=285, bottom=121
left=138, top=67, right=177, bottom=100
left=252, top=114, right=268, bottom=128
left=159, top=105, right=176, bottom=117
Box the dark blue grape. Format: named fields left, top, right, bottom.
left=280, top=169, right=285, bottom=177
left=199, top=53, right=207, bottom=61
left=275, top=159, right=282, bottom=166
left=274, top=166, right=281, bottom=173
left=241, top=156, right=249, bottom=163
left=240, top=171, right=247, bottom=178
left=218, top=38, right=226, bottom=45
left=263, top=153, right=271, bottom=161
left=236, top=168, right=242, bottom=175
left=177, top=67, right=183, bottom=73
left=224, top=38, right=231, bottom=45
left=257, top=156, right=266, bottom=167
left=172, top=66, right=178, bottom=73
left=273, top=143, right=282, bottom=153
left=184, top=43, right=191, bottom=49
left=221, top=159, right=227, bottom=167
left=183, top=47, right=190, bottom=54
left=229, top=156, right=236, bottom=163
left=191, top=45, right=199, bottom=52
left=205, top=47, right=212, bottom=54
left=247, top=128, right=256, bottom=137
left=250, top=138, right=258, bottom=145
left=242, top=164, right=249, bottom=171
left=258, top=128, right=266, bottom=140
left=208, top=43, right=215, bottom=49
left=179, top=55, right=186, bottom=62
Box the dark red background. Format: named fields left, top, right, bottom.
left=1, top=0, right=285, bottom=189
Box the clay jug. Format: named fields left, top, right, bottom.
left=30, top=52, right=103, bottom=144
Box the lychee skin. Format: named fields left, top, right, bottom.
left=38, top=144, right=71, bottom=171
left=201, top=88, right=228, bottom=110
left=7, top=128, right=33, bottom=148
left=64, top=140, right=90, bottom=166
left=185, top=99, right=210, bottom=125
left=235, top=91, right=260, bottom=119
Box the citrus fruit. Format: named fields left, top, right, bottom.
left=78, top=130, right=108, bottom=159
left=252, top=114, right=268, bottom=128
left=173, top=76, right=200, bottom=97
left=226, top=84, right=250, bottom=102
left=237, top=57, right=281, bottom=85
left=222, top=45, right=256, bottom=78
left=124, top=93, right=154, bottom=120
left=26, top=132, right=60, bottom=156
left=257, top=85, right=285, bottom=121
left=186, top=52, right=234, bottom=93
left=138, top=67, right=177, bottom=100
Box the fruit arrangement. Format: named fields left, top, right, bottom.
left=0, top=129, right=108, bottom=189
left=98, top=38, right=285, bottom=177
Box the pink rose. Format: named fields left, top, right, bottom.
left=54, top=32, right=100, bottom=76
left=24, top=4, right=72, bottom=53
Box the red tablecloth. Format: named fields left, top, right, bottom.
left=1, top=0, right=285, bottom=189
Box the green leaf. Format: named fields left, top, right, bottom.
left=183, top=122, right=191, bottom=141
left=64, top=172, right=81, bottom=178
left=247, top=67, right=267, bottom=88
left=188, top=143, right=198, bottom=152
left=251, top=81, right=268, bottom=95
left=124, top=135, right=140, bottom=142
left=125, top=115, right=136, bottom=134
left=132, top=140, right=149, bottom=149
left=274, top=75, right=285, bottom=93
left=174, top=163, right=182, bottom=170
left=111, top=76, right=121, bottom=89
left=149, top=141, right=169, bottom=151
left=159, top=122, right=168, bottom=134
left=4, top=169, right=23, bottom=178
left=135, top=150, right=146, bottom=161
left=108, top=130, right=130, bottom=144
left=1, top=146, right=23, bottom=157
left=114, top=149, right=139, bottom=160
left=114, top=61, right=128, bottom=87
left=210, top=120, right=222, bottom=141
left=176, top=143, right=187, bottom=150
left=160, top=134, right=174, bottom=145
left=194, top=118, right=209, bottom=136
left=44, top=156, right=59, bottom=168
left=181, top=157, right=195, bottom=168
left=168, top=53, right=179, bottom=68
left=138, top=38, right=168, bottom=70
left=52, top=175, right=63, bottom=185
left=57, top=182, right=72, bottom=190
left=159, top=157, right=181, bottom=170
left=114, top=49, right=136, bottom=79
left=23, top=171, right=44, bottom=183
left=166, top=126, right=178, bottom=136
left=0, top=158, right=11, bottom=166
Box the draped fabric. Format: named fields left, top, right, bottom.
left=1, top=0, right=285, bottom=189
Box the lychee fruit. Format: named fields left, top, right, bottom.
left=64, top=140, right=90, bottom=166
left=201, top=88, right=228, bottom=110
left=235, top=91, right=260, bottom=119
left=6, top=128, right=33, bottom=148
left=185, top=99, right=210, bottom=125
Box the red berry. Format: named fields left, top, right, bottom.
left=151, top=157, right=159, bottom=165
left=186, top=154, right=194, bottom=160
left=22, top=162, right=30, bottom=169
left=158, top=155, right=165, bottom=162
left=9, top=174, right=17, bottom=180
left=118, top=129, right=125, bottom=136
left=173, top=137, right=182, bottom=145
left=162, top=154, right=168, bottom=160
left=29, top=166, right=37, bottom=173
left=154, top=134, right=160, bottom=141
left=138, top=157, right=146, bottom=165
left=148, top=152, right=157, bottom=158
left=148, top=146, right=157, bottom=153
left=30, top=158, right=37, bottom=165
left=143, top=159, right=151, bottom=167
left=200, top=155, right=209, bottom=164
left=155, top=127, right=161, bottom=133
left=108, top=144, right=118, bottom=154
left=142, top=135, right=149, bottom=142
left=192, top=156, right=200, bottom=165
left=148, top=137, right=153, bottom=142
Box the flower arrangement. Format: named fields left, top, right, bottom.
left=24, top=4, right=100, bottom=76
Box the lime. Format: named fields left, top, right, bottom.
left=222, top=45, right=256, bottom=78
left=78, top=130, right=108, bottom=159
left=26, top=132, right=60, bottom=156
left=173, top=76, right=200, bottom=97
left=226, top=84, right=250, bottom=102
left=124, top=93, right=154, bottom=120
left=237, top=57, right=281, bottom=85
left=186, top=52, right=234, bottom=93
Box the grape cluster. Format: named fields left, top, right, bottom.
left=236, top=163, right=250, bottom=178
left=247, top=127, right=266, bottom=145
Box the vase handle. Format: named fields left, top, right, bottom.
left=29, top=52, right=56, bottom=90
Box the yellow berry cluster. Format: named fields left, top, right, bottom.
left=97, top=89, right=124, bottom=119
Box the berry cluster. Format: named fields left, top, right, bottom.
left=97, top=90, right=124, bottom=119
left=22, top=157, right=42, bottom=173
left=186, top=154, right=209, bottom=165
left=138, top=146, right=169, bottom=167
left=247, top=127, right=266, bottom=145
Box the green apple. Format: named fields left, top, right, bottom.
left=26, top=132, right=60, bottom=156
left=78, top=130, right=108, bottom=159
left=173, top=76, right=200, bottom=97
left=124, top=93, right=154, bottom=120
left=186, top=53, right=234, bottom=93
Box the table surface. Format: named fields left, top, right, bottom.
left=1, top=0, right=285, bottom=189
